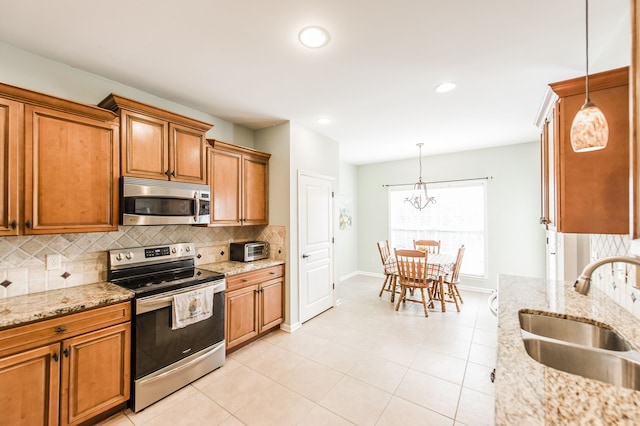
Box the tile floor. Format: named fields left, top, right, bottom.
left=100, top=274, right=497, bottom=426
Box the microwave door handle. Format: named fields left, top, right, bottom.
left=194, top=193, right=200, bottom=223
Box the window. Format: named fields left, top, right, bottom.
left=388, top=179, right=487, bottom=278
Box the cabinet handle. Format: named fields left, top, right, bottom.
left=270, top=271, right=275, bottom=275
left=25, top=220, right=31, bottom=229
left=165, top=170, right=170, bottom=176
left=53, top=352, right=59, bottom=362
left=63, top=348, right=70, bottom=358
left=171, top=171, right=176, bottom=177
left=539, top=217, right=547, bottom=225
left=242, top=279, right=248, bottom=283
left=10, top=220, right=16, bottom=229
left=55, top=326, right=68, bottom=333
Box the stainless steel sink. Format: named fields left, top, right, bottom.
left=522, top=336, right=640, bottom=391
left=519, top=310, right=631, bottom=351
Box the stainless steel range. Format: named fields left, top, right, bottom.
left=108, top=242, right=225, bottom=412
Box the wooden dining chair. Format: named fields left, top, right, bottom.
left=394, top=249, right=432, bottom=317
left=377, top=240, right=398, bottom=302
left=413, top=239, right=441, bottom=254
left=444, top=245, right=465, bottom=304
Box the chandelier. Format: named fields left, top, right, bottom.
left=405, top=143, right=435, bottom=210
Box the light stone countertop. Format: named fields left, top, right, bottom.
left=496, top=274, right=640, bottom=425
left=0, top=282, right=134, bottom=330
left=198, top=259, right=285, bottom=276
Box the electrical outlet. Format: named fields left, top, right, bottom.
left=46, top=254, right=61, bottom=271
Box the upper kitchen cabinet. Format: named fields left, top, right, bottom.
left=0, top=83, right=120, bottom=235
left=539, top=67, right=629, bottom=234
left=631, top=1, right=640, bottom=239
left=207, top=140, right=270, bottom=226
left=99, top=94, right=212, bottom=184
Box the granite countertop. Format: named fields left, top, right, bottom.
left=198, top=259, right=285, bottom=276
left=496, top=274, right=640, bottom=425
left=0, top=282, right=134, bottom=330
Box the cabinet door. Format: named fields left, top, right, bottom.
left=0, top=96, right=20, bottom=236
left=243, top=154, right=269, bottom=225
left=225, top=284, right=259, bottom=349
left=259, top=278, right=284, bottom=332
left=121, top=110, right=169, bottom=179
left=170, top=123, right=206, bottom=183
left=0, top=343, right=60, bottom=426
left=209, top=147, right=242, bottom=225
left=24, top=105, right=119, bottom=234
left=60, top=323, right=131, bottom=426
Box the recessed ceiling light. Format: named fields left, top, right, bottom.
left=435, top=82, right=456, bottom=93
left=299, top=26, right=330, bottom=48
left=316, top=116, right=331, bottom=125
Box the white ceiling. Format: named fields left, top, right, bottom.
left=0, top=0, right=631, bottom=165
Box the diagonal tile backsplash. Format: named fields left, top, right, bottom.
left=0, top=225, right=286, bottom=299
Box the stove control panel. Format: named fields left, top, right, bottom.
left=109, top=242, right=197, bottom=268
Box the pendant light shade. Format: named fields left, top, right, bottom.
left=405, top=143, right=435, bottom=210
left=570, top=0, right=609, bottom=152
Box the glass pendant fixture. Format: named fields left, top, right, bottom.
left=405, top=143, right=435, bottom=210
left=570, top=0, right=609, bottom=152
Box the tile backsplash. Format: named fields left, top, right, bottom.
left=590, top=234, right=640, bottom=319
left=0, top=225, right=286, bottom=299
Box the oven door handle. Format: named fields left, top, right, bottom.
left=136, top=280, right=225, bottom=315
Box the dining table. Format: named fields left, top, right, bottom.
left=384, top=251, right=457, bottom=310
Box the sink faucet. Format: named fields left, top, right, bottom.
left=574, top=256, right=640, bottom=295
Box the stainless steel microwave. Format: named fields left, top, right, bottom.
left=121, top=177, right=211, bottom=225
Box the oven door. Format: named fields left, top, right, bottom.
left=134, top=280, right=225, bottom=379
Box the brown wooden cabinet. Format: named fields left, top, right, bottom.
left=540, top=67, right=629, bottom=234
left=0, top=302, right=131, bottom=426
left=208, top=140, right=270, bottom=226
left=0, top=83, right=120, bottom=235
left=99, top=94, right=212, bottom=184
left=225, top=265, right=284, bottom=351
left=631, top=0, right=640, bottom=239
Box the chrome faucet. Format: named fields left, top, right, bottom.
left=574, top=256, right=640, bottom=295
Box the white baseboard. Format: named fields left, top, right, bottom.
left=280, top=322, right=301, bottom=333
left=339, top=271, right=359, bottom=281
left=343, top=271, right=494, bottom=294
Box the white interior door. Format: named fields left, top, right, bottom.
left=298, top=172, right=334, bottom=323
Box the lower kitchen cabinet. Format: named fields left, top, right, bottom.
left=0, top=302, right=131, bottom=426
left=225, top=265, right=284, bottom=351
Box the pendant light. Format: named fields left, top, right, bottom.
left=570, top=0, right=609, bottom=152
left=405, top=143, right=436, bottom=210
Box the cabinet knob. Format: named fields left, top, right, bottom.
left=10, top=220, right=16, bottom=229
left=242, top=279, right=248, bottom=283
left=171, top=171, right=176, bottom=177
left=63, top=348, right=70, bottom=358
left=55, top=326, right=68, bottom=333
left=53, top=352, right=59, bottom=362
left=25, top=220, right=31, bottom=229
left=165, top=170, right=170, bottom=176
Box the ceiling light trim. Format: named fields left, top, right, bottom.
left=299, top=26, right=330, bottom=48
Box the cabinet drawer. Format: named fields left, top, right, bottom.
left=0, top=302, right=131, bottom=358
left=226, top=265, right=284, bottom=291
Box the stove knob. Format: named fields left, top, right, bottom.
left=185, top=246, right=191, bottom=252
left=126, top=251, right=134, bottom=260
left=172, top=248, right=177, bottom=254
left=115, top=253, right=123, bottom=261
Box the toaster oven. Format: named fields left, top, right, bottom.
left=230, top=241, right=270, bottom=262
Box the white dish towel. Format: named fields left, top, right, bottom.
left=172, top=286, right=215, bottom=330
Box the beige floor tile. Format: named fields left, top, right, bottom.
left=197, top=364, right=274, bottom=413
left=455, top=387, right=495, bottom=426
left=244, top=343, right=306, bottom=380
left=96, top=412, right=134, bottom=425
left=308, top=340, right=364, bottom=373
left=467, top=342, right=497, bottom=368
left=278, top=358, right=344, bottom=402
left=376, top=396, right=454, bottom=426
left=472, top=328, right=498, bottom=348
left=395, top=369, right=461, bottom=418
left=367, top=336, right=421, bottom=366
left=266, top=329, right=331, bottom=357
left=319, top=376, right=392, bottom=425
left=124, top=385, right=198, bottom=425
left=219, top=416, right=245, bottom=426
left=347, top=353, right=408, bottom=393
left=191, top=358, right=242, bottom=390
left=228, top=338, right=274, bottom=364
left=421, top=334, right=471, bottom=360
left=410, top=348, right=467, bottom=384
left=136, top=391, right=230, bottom=426
left=234, top=383, right=315, bottom=426
left=462, top=361, right=496, bottom=396
left=297, top=405, right=354, bottom=425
